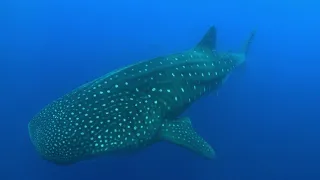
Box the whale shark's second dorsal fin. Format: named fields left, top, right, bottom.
left=195, top=26, right=217, bottom=51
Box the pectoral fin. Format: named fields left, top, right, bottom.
left=158, top=117, right=215, bottom=159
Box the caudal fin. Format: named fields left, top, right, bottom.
left=242, top=29, right=256, bottom=56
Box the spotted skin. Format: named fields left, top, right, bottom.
left=28, top=26, right=255, bottom=165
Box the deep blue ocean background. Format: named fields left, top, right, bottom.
left=2, top=0, right=320, bottom=179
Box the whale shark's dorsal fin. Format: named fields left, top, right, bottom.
left=195, top=26, right=217, bottom=50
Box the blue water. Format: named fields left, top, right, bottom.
left=2, top=0, right=320, bottom=179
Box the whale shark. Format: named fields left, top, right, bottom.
left=28, top=26, right=255, bottom=165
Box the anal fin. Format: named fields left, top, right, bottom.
left=158, top=117, right=215, bottom=159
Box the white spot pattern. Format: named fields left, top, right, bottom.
left=28, top=47, right=239, bottom=164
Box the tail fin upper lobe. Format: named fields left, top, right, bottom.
left=242, top=29, right=256, bottom=56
